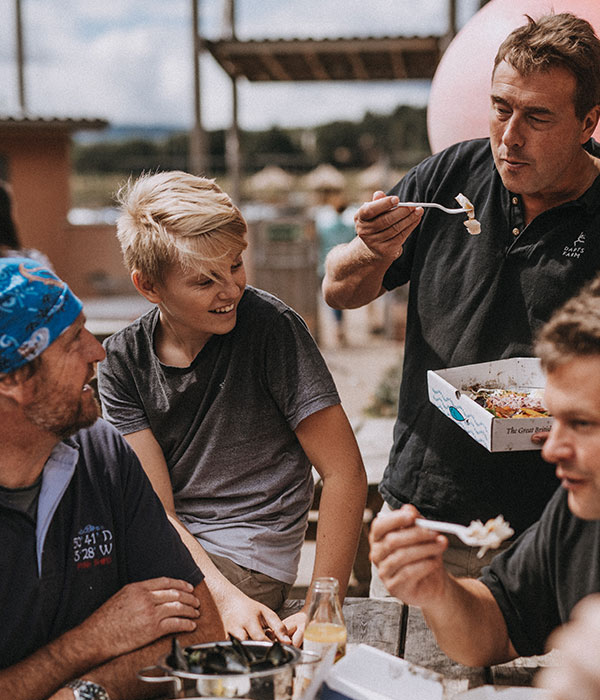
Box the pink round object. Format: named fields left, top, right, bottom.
left=427, top=0, right=600, bottom=153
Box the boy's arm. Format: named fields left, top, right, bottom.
left=124, top=428, right=292, bottom=644
left=285, top=404, right=368, bottom=646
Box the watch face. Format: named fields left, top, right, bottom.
left=66, top=680, right=109, bottom=700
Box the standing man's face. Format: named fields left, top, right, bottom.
left=542, top=356, right=600, bottom=520
left=489, top=61, right=598, bottom=204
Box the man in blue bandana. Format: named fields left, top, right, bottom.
left=0, top=258, right=224, bottom=700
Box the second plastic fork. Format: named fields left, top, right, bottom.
left=415, top=517, right=482, bottom=546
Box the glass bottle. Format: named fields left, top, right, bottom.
left=303, top=577, right=347, bottom=663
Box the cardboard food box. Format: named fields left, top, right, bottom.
left=455, top=686, right=551, bottom=699
left=427, top=357, right=553, bottom=452
left=318, top=644, right=444, bottom=700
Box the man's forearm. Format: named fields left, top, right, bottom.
left=83, top=585, right=225, bottom=700
left=1, top=582, right=224, bottom=700
left=0, top=618, right=120, bottom=700
left=322, top=238, right=390, bottom=310
left=422, top=577, right=517, bottom=667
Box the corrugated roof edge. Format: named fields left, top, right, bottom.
left=0, top=115, right=108, bottom=131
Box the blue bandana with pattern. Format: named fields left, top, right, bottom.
left=0, top=257, right=83, bottom=374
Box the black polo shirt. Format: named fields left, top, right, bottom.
left=0, top=419, right=203, bottom=669
left=381, top=137, right=600, bottom=535
left=480, top=487, right=600, bottom=656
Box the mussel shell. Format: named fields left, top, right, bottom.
left=263, top=641, right=291, bottom=667
left=229, top=633, right=257, bottom=664
left=166, top=637, right=189, bottom=671
left=166, top=639, right=301, bottom=678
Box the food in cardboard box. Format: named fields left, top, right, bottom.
left=465, top=387, right=549, bottom=419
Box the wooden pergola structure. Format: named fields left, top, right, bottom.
left=192, top=0, right=492, bottom=201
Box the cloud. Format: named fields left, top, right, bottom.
left=0, top=0, right=480, bottom=129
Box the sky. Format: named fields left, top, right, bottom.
left=0, top=0, right=481, bottom=132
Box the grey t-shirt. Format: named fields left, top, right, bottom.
left=98, top=286, right=340, bottom=583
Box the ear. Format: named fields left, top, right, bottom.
left=0, top=368, right=29, bottom=406
left=131, top=270, right=162, bottom=304
left=580, top=104, right=600, bottom=144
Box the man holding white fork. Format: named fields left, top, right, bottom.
left=323, top=12, right=600, bottom=582
left=369, top=275, right=600, bottom=675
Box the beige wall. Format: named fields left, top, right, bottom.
left=62, top=223, right=132, bottom=298
left=0, top=127, right=72, bottom=273
left=0, top=125, right=131, bottom=298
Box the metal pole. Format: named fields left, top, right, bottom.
left=448, top=0, right=457, bottom=37
left=223, top=0, right=242, bottom=203
left=189, top=0, right=208, bottom=175
left=15, top=0, right=27, bottom=114
left=226, top=76, right=241, bottom=203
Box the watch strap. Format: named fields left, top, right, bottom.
left=64, top=679, right=111, bottom=700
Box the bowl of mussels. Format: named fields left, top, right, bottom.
left=138, top=634, right=318, bottom=699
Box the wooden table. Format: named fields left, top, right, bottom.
left=282, top=597, right=405, bottom=657
left=282, top=598, right=558, bottom=699
left=398, top=606, right=557, bottom=698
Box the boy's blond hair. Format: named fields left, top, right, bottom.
left=116, top=170, right=248, bottom=282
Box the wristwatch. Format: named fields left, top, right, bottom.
left=64, top=679, right=111, bottom=700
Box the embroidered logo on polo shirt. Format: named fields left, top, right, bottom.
left=563, top=232, right=586, bottom=259
left=72, top=524, right=114, bottom=570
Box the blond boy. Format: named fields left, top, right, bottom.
left=98, top=171, right=367, bottom=645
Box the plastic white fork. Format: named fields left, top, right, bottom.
left=415, top=518, right=482, bottom=545
left=397, top=202, right=470, bottom=214
left=415, top=516, right=514, bottom=558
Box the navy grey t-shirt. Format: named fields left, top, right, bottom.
left=480, top=488, right=600, bottom=657
left=98, top=286, right=340, bottom=584
left=0, top=419, right=202, bottom=668
left=379, top=137, right=600, bottom=535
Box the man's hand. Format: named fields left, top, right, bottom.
left=80, top=577, right=201, bottom=659
left=218, top=587, right=291, bottom=645
left=369, top=504, right=449, bottom=605
left=537, top=594, right=600, bottom=700
left=531, top=430, right=550, bottom=446
left=354, top=190, right=424, bottom=261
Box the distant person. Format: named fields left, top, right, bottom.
left=97, top=171, right=367, bottom=646
left=0, top=257, right=224, bottom=700
left=0, top=180, right=53, bottom=268
left=314, top=190, right=355, bottom=346
left=323, top=12, right=600, bottom=582
left=370, top=274, right=600, bottom=670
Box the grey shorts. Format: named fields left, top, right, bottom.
left=206, top=550, right=292, bottom=614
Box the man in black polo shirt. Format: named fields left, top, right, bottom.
left=369, top=276, right=600, bottom=673
left=323, top=12, right=600, bottom=580
left=0, top=257, right=225, bottom=700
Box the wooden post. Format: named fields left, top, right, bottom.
left=15, top=0, right=27, bottom=115
left=223, top=0, right=242, bottom=203
left=190, top=0, right=209, bottom=175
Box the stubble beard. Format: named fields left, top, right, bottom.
left=24, top=391, right=100, bottom=440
